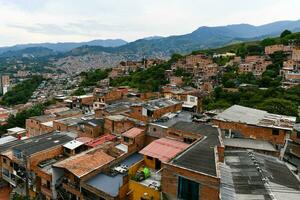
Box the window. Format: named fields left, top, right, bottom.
left=47, top=181, right=51, bottom=189
left=178, top=176, right=200, bottom=200
left=64, top=148, right=71, bottom=154
left=147, top=156, right=153, bottom=160
left=2, top=168, right=9, bottom=177
left=123, top=137, right=130, bottom=143
left=297, top=131, right=300, bottom=139
left=153, top=128, right=157, bottom=132
left=3, top=158, right=6, bottom=164
left=272, top=129, right=279, bottom=135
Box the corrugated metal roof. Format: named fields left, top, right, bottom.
left=0, top=136, right=17, bottom=145
left=224, top=138, right=276, bottom=152
left=214, top=105, right=296, bottom=130
left=221, top=150, right=300, bottom=200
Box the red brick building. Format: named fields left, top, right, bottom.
left=213, top=105, right=296, bottom=148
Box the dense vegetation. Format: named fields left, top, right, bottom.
left=79, top=68, right=110, bottom=87
left=203, top=32, right=300, bottom=119
left=203, top=85, right=300, bottom=118
left=192, top=31, right=300, bottom=59
left=0, top=76, right=43, bottom=106
left=221, top=51, right=285, bottom=88
left=0, top=104, right=45, bottom=135
left=110, top=54, right=182, bottom=92
left=110, top=31, right=300, bottom=119
left=72, top=87, right=86, bottom=96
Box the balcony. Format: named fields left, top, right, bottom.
left=62, top=181, right=81, bottom=197
left=2, top=172, right=16, bottom=187
left=41, top=185, right=53, bottom=198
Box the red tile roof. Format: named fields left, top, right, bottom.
left=122, top=127, right=144, bottom=138
left=54, top=148, right=115, bottom=178
left=86, top=134, right=116, bottom=147
left=139, top=138, right=190, bottom=162
left=76, top=137, right=93, bottom=144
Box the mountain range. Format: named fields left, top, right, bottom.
left=1, top=19, right=300, bottom=61
left=0, top=39, right=127, bottom=55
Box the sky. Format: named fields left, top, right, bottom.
left=0, top=0, right=300, bottom=46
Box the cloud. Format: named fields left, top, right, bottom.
left=0, top=0, right=300, bottom=46
left=8, top=21, right=129, bottom=36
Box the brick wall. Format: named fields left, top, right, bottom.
left=29, top=146, right=64, bottom=171
left=162, top=163, right=220, bottom=200
left=212, top=119, right=288, bottom=145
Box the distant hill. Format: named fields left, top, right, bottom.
left=66, top=19, right=300, bottom=59
left=0, top=39, right=127, bottom=54
left=1, top=19, right=300, bottom=72
left=142, top=36, right=165, bottom=40
left=0, top=47, right=57, bottom=58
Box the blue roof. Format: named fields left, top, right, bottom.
left=86, top=173, right=123, bottom=197
left=85, top=153, right=143, bottom=197
left=119, top=152, right=143, bottom=166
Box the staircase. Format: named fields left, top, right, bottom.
left=9, top=189, right=17, bottom=200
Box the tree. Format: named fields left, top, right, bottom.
left=72, top=87, right=86, bottom=96
left=170, top=53, right=183, bottom=63
left=261, top=38, right=277, bottom=47
left=0, top=104, right=45, bottom=135
left=80, top=69, right=110, bottom=87
left=280, top=30, right=292, bottom=38
left=256, top=98, right=298, bottom=116
left=0, top=76, right=43, bottom=106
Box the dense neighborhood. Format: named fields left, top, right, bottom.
left=0, top=28, right=300, bottom=200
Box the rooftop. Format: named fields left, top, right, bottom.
left=76, top=136, right=93, bottom=144
left=214, top=105, right=296, bottom=131
left=142, top=98, right=181, bottom=111
left=12, top=132, right=74, bottom=156
left=54, top=147, right=118, bottom=178
left=139, top=138, right=190, bottom=162
left=150, top=111, right=193, bottom=128
left=80, top=118, right=104, bottom=127
left=104, top=101, right=132, bottom=114
left=170, top=121, right=211, bottom=135
left=85, top=153, right=143, bottom=197
left=85, top=134, right=116, bottom=148
left=171, top=123, right=220, bottom=177
left=220, top=150, right=300, bottom=200
left=7, top=127, right=26, bottom=133
left=122, top=127, right=144, bottom=138
left=63, top=140, right=84, bottom=150
left=73, top=94, right=93, bottom=99
left=54, top=108, right=82, bottom=117
left=0, top=136, right=17, bottom=145
left=54, top=117, right=83, bottom=126
left=41, top=121, right=54, bottom=127
left=30, top=114, right=55, bottom=122
left=224, top=138, right=276, bottom=152
left=106, top=114, right=127, bottom=122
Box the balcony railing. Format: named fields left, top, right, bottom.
left=62, top=182, right=81, bottom=197
left=41, top=185, right=53, bottom=198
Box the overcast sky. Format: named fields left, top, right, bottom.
left=0, top=0, right=299, bottom=46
